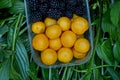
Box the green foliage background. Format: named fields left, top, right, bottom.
left=0, top=0, right=120, bottom=80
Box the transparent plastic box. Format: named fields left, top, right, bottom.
left=24, top=0, right=93, bottom=68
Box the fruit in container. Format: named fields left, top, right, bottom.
left=58, top=47, right=73, bottom=63
left=57, top=17, right=71, bottom=31
left=31, top=21, right=45, bottom=34
left=71, top=17, right=89, bottom=35
left=61, top=31, right=77, bottom=48
left=74, top=38, right=90, bottom=53
left=32, top=34, right=49, bottom=51
left=44, top=17, right=57, bottom=27
left=41, top=49, right=57, bottom=65
left=45, top=24, right=62, bottom=39
left=49, top=38, right=62, bottom=51
left=72, top=48, right=87, bottom=59
left=31, top=15, right=90, bottom=66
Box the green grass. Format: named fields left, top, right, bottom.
left=0, top=0, right=120, bottom=80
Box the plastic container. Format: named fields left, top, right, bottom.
left=24, top=0, right=93, bottom=68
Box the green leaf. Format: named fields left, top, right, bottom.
left=93, top=68, right=103, bottom=80
left=113, top=41, right=120, bottom=62
left=41, top=68, right=49, bottom=80
left=107, top=67, right=120, bottom=80
left=80, top=71, right=92, bottom=80
left=96, top=39, right=114, bottom=65
left=0, top=59, right=11, bottom=80
left=10, top=65, right=23, bottom=80
left=102, top=11, right=115, bottom=32
left=102, top=10, right=118, bottom=41
left=7, top=27, right=14, bottom=48
left=110, top=1, right=120, bottom=26
left=29, top=62, right=38, bottom=76
left=0, top=50, right=13, bottom=62
left=15, top=40, right=29, bottom=80
left=28, top=71, right=39, bottom=80
left=9, top=0, right=24, bottom=14
left=66, top=67, right=73, bottom=80
left=52, top=69, right=59, bottom=80
left=0, top=25, right=8, bottom=38
left=0, top=0, right=12, bottom=9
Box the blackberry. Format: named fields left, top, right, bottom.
left=66, top=4, right=76, bottom=12
left=47, top=8, right=62, bottom=19
left=75, top=3, right=86, bottom=16
left=66, top=0, right=77, bottom=6
left=59, top=0, right=65, bottom=11
left=38, top=2, right=48, bottom=14
left=49, top=0, right=60, bottom=8
left=64, top=10, right=73, bottom=19
left=29, top=11, right=43, bottom=23
left=28, top=0, right=41, bottom=11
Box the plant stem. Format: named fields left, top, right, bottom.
left=62, top=67, right=67, bottom=80
left=19, top=26, right=28, bottom=36
left=72, top=65, right=120, bottom=73
left=49, top=67, right=52, bottom=80
left=11, top=13, right=22, bottom=65
left=12, top=13, right=22, bottom=51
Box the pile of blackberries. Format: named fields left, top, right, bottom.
left=28, top=0, right=86, bottom=23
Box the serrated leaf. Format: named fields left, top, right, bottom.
left=113, top=41, right=120, bottom=62
left=9, top=0, right=24, bottom=14
left=0, top=59, right=11, bottom=80
left=110, top=1, right=120, bottom=26
left=15, top=40, right=29, bottom=80
left=0, top=0, right=12, bottom=9
left=96, top=39, right=114, bottom=65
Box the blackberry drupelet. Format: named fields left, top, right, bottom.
left=47, top=8, right=62, bottom=19
left=38, top=2, right=48, bottom=14
left=64, top=10, right=73, bottom=19
left=66, top=4, right=76, bottom=12
left=49, top=0, right=60, bottom=9
left=29, top=11, right=43, bottom=23
left=28, top=0, right=41, bottom=11
left=59, top=0, right=65, bottom=11
left=65, top=0, right=77, bottom=6
left=75, top=3, right=85, bottom=16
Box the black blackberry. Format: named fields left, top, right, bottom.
left=66, top=4, right=76, bottom=12
left=28, top=0, right=41, bottom=11
left=29, top=11, right=43, bottom=23
left=49, top=0, right=60, bottom=8
left=65, top=0, right=77, bottom=6
left=47, top=8, right=63, bottom=19
left=59, top=0, right=65, bottom=11
left=75, top=4, right=85, bottom=16
left=64, top=10, right=73, bottom=19
left=38, top=2, right=48, bottom=14
left=28, top=0, right=49, bottom=11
